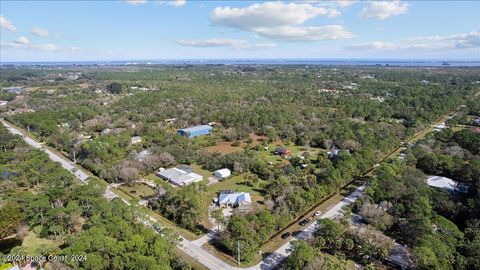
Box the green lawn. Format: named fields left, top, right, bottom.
left=117, top=183, right=157, bottom=200
left=190, top=164, right=214, bottom=185
left=22, top=231, right=60, bottom=254
left=204, top=173, right=266, bottom=206
left=253, top=142, right=325, bottom=164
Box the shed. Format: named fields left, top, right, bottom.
left=177, top=125, right=213, bottom=138
left=131, top=136, right=142, bottom=144
left=214, top=168, right=231, bottom=179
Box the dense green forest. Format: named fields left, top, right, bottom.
left=0, top=125, right=189, bottom=270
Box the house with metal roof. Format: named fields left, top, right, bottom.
left=218, top=191, right=251, bottom=208
left=177, top=125, right=213, bottom=138
left=156, top=167, right=203, bottom=186
left=427, top=175, right=469, bottom=193
left=213, top=168, right=231, bottom=179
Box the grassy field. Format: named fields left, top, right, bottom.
left=203, top=141, right=243, bottom=154
left=174, top=247, right=209, bottom=270
left=204, top=173, right=267, bottom=206
left=190, top=164, right=214, bottom=185
left=117, top=183, right=157, bottom=200
left=22, top=231, right=60, bottom=253
left=145, top=173, right=175, bottom=191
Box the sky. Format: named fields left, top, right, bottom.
left=0, top=0, right=479, bottom=62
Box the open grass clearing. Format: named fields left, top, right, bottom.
left=21, top=231, right=60, bottom=254
left=117, top=183, right=157, bottom=200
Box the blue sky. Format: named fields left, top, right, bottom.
left=1, top=0, right=479, bottom=61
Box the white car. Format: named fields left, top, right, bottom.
left=314, top=210, right=322, bottom=217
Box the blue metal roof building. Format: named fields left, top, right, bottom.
left=177, top=125, right=213, bottom=138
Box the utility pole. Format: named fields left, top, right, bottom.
left=27, top=125, right=30, bottom=133
left=72, top=149, right=76, bottom=164
left=237, top=241, right=241, bottom=266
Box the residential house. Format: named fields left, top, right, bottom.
left=156, top=167, right=203, bottom=186
left=218, top=191, right=252, bottom=208
left=3, top=87, right=25, bottom=94
left=427, top=175, right=469, bottom=193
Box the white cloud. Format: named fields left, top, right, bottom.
left=329, top=1, right=357, bottom=7
left=1, top=38, right=62, bottom=52
left=255, top=25, right=354, bottom=41
left=168, top=0, right=186, bottom=7
left=210, top=2, right=352, bottom=42
left=359, top=0, right=408, bottom=20
left=156, top=0, right=186, bottom=7
left=211, top=2, right=339, bottom=30
left=345, top=30, right=480, bottom=51
left=125, top=0, right=147, bottom=5
left=177, top=38, right=277, bottom=50
left=31, top=27, right=52, bottom=37
left=0, top=15, right=17, bottom=32
left=13, top=36, right=29, bottom=45
left=298, top=0, right=356, bottom=7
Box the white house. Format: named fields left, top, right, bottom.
left=433, top=123, right=447, bottom=132
left=214, top=168, right=231, bottom=179
left=157, top=167, right=203, bottom=186
left=0, top=101, right=7, bottom=106
left=218, top=191, right=251, bottom=208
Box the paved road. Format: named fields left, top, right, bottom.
left=1, top=119, right=89, bottom=183
left=252, top=185, right=365, bottom=270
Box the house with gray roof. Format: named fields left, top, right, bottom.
left=156, top=167, right=203, bottom=186
left=218, top=191, right=251, bottom=208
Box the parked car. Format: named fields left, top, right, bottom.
left=153, top=224, right=162, bottom=233
left=281, top=232, right=291, bottom=239
left=299, top=218, right=310, bottom=226
left=314, top=210, right=322, bottom=217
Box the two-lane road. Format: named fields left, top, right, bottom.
left=252, top=185, right=365, bottom=270
left=1, top=119, right=89, bottom=183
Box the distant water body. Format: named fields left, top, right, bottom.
left=2, top=59, right=480, bottom=67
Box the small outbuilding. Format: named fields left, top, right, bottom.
left=177, top=125, right=213, bottom=138
left=131, top=136, right=142, bottom=144
left=214, top=168, right=231, bottom=179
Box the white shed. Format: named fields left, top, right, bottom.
left=214, top=168, right=231, bottom=179
left=131, top=136, right=142, bottom=144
